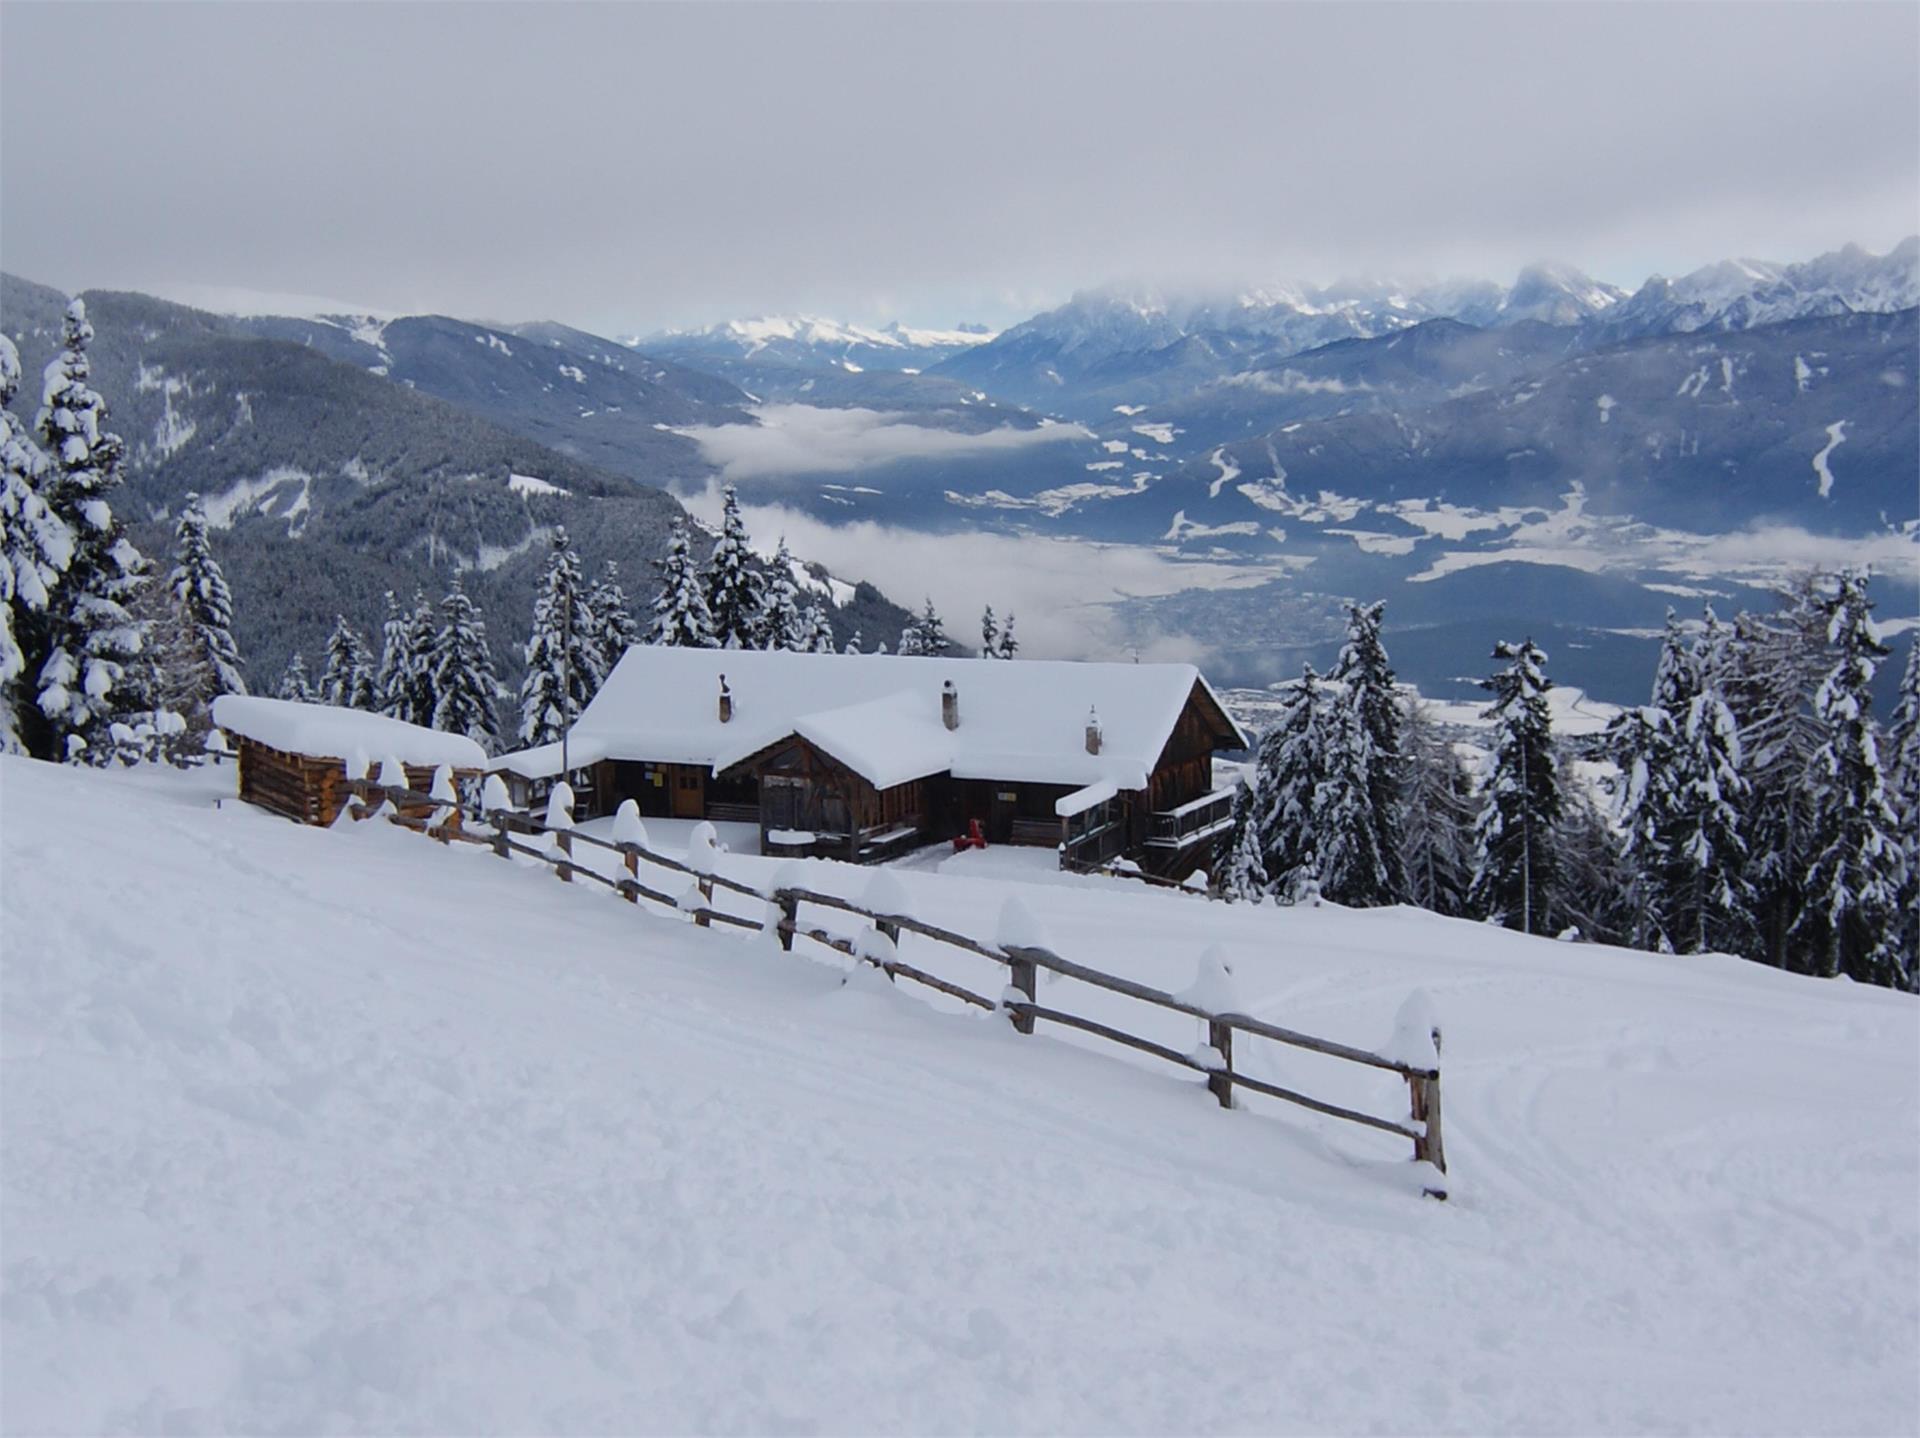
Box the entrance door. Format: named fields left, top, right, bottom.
left=672, top=766, right=705, bottom=819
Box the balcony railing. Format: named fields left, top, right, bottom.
left=1145, top=788, right=1236, bottom=848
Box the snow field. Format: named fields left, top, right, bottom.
left=3, top=757, right=1916, bottom=1434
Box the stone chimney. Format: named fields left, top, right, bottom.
left=941, top=679, right=959, bottom=732
left=1085, top=706, right=1103, bottom=755
left=718, top=674, right=733, bottom=724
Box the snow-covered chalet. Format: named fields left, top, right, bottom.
left=493, top=649, right=1249, bottom=876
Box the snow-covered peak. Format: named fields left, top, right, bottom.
left=635, top=314, right=998, bottom=371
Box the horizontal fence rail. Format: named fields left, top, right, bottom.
left=338, top=775, right=1448, bottom=1196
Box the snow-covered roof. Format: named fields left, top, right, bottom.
left=212, top=696, right=488, bottom=771
left=493, top=649, right=1248, bottom=792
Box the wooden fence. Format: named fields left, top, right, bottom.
left=344, top=775, right=1449, bottom=1198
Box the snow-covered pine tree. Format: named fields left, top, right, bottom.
left=1883, top=640, right=1920, bottom=987
left=1552, top=752, right=1634, bottom=945
left=1788, top=571, right=1905, bottom=987
left=758, top=538, right=805, bottom=650
left=703, top=485, right=763, bottom=650
left=1397, top=700, right=1477, bottom=918
left=28, top=299, right=149, bottom=762
left=587, top=561, right=641, bottom=674
left=1722, top=577, right=1830, bottom=968
left=165, top=493, right=246, bottom=723
left=374, top=592, right=411, bottom=718
left=981, top=606, right=998, bottom=657
left=1219, top=777, right=1269, bottom=904
left=1467, top=638, right=1561, bottom=935
left=430, top=578, right=499, bottom=748
left=319, top=615, right=377, bottom=710
left=1330, top=599, right=1405, bottom=902
left=1664, top=687, right=1756, bottom=958
left=648, top=520, right=717, bottom=648
left=277, top=652, right=315, bottom=702
left=404, top=589, right=439, bottom=728
left=518, top=528, right=601, bottom=747
left=842, top=629, right=863, bottom=656
left=0, top=334, right=72, bottom=755
left=1692, top=603, right=1732, bottom=692
left=1253, top=664, right=1327, bottom=903
left=1311, top=684, right=1391, bottom=906
left=896, top=621, right=926, bottom=656
left=997, top=612, right=1019, bottom=659
left=800, top=603, right=837, bottom=654
left=916, top=597, right=951, bottom=656
left=1605, top=703, right=1680, bottom=953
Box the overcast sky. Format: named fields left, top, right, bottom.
left=3, top=2, right=1915, bottom=334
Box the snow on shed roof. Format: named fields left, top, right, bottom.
left=494, top=648, right=1248, bottom=791
left=212, top=696, right=488, bottom=771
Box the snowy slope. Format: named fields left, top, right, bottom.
left=3, top=757, right=1916, bottom=1434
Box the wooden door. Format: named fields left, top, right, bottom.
left=672, top=765, right=705, bottom=819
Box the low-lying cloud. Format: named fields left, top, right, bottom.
left=679, top=405, right=1091, bottom=481
left=675, top=488, right=1268, bottom=664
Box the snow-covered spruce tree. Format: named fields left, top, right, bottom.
left=703, top=485, right=763, bottom=650
left=916, top=597, right=952, bottom=656
left=997, top=612, right=1019, bottom=660
left=1, top=334, right=72, bottom=754
left=166, top=494, right=246, bottom=723
left=1330, top=599, right=1405, bottom=902
left=896, top=621, right=925, bottom=656
left=374, top=591, right=411, bottom=718
left=800, top=603, right=837, bottom=654
left=28, top=299, right=149, bottom=762
left=1788, top=571, right=1905, bottom=987
left=430, top=578, right=499, bottom=748
left=1668, top=688, right=1756, bottom=958
left=319, top=615, right=377, bottom=710
left=588, top=561, right=642, bottom=673
left=842, top=629, right=863, bottom=656
left=649, top=520, right=717, bottom=647
left=1722, top=577, right=1830, bottom=968
left=1219, top=777, right=1269, bottom=903
left=403, top=589, right=439, bottom=728
left=1605, top=703, right=1680, bottom=953
left=1311, top=687, right=1392, bottom=906
left=758, top=538, right=805, bottom=650
left=1883, top=640, right=1920, bottom=987
left=518, top=528, right=602, bottom=747
left=1397, top=700, right=1477, bottom=918
left=277, top=652, right=315, bottom=702
left=1467, top=638, right=1561, bottom=935
left=1253, top=664, right=1327, bottom=903
left=981, top=605, right=999, bottom=657
left=1552, top=753, right=1634, bottom=945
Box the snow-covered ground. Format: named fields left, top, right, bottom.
left=3, top=757, right=1915, bottom=1434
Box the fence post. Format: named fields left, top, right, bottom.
left=1006, top=948, right=1037, bottom=1035
left=490, top=811, right=511, bottom=860
left=777, top=890, right=799, bottom=952
left=555, top=830, right=573, bottom=883
left=1407, top=1022, right=1447, bottom=1188
left=696, top=876, right=714, bottom=928
left=1206, top=1018, right=1234, bottom=1109
left=621, top=845, right=640, bottom=902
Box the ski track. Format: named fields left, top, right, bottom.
left=3, top=759, right=1916, bottom=1435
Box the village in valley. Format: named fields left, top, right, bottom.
left=3, top=4, right=1917, bottom=1434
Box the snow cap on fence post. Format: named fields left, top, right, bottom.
left=377, top=755, right=409, bottom=789
left=344, top=748, right=370, bottom=781
left=426, top=763, right=458, bottom=829
left=481, top=773, right=512, bottom=813
left=995, top=894, right=1052, bottom=954
left=205, top=728, right=231, bottom=757
left=687, top=820, right=721, bottom=875
left=544, top=781, right=575, bottom=832
left=1386, top=989, right=1442, bottom=1071
left=611, top=799, right=648, bottom=848
left=861, top=869, right=912, bottom=921
left=1178, top=944, right=1242, bottom=1016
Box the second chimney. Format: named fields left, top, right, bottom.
left=941, top=679, right=959, bottom=731
left=1085, top=706, right=1103, bottom=755
left=718, top=674, right=733, bottom=724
